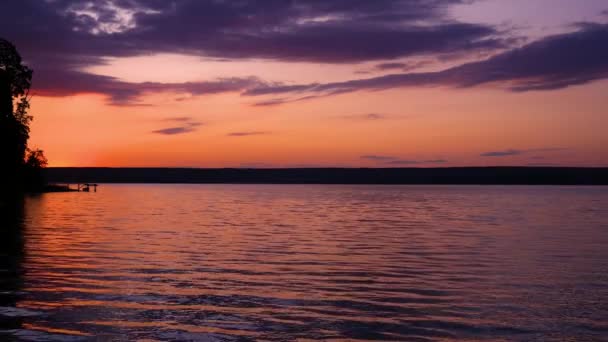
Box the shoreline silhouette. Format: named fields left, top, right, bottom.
left=45, top=167, right=608, bottom=185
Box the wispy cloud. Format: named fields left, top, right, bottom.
left=361, top=155, right=447, bottom=165
left=152, top=126, right=198, bottom=135
left=252, top=98, right=290, bottom=106
left=375, top=61, right=431, bottom=72
left=35, top=73, right=264, bottom=106
left=361, top=155, right=397, bottom=161
left=244, top=25, right=608, bottom=102
left=152, top=117, right=202, bottom=136
left=480, top=149, right=523, bottom=157
left=342, top=113, right=387, bottom=120
left=386, top=159, right=448, bottom=165
left=481, top=147, right=567, bottom=157
left=227, top=131, right=270, bottom=137
left=252, top=94, right=324, bottom=106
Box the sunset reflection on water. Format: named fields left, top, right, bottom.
left=2, top=185, right=608, bottom=340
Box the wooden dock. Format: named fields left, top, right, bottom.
left=77, top=183, right=98, bottom=192
left=45, top=183, right=99, bottom=192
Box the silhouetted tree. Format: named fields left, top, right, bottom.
left=1, top=38, right=45, bottom=192
left=23, top=149, right=48, bottom=191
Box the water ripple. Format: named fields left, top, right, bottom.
left=1, top=185, right=607, bottom=340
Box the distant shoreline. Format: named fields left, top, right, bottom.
left=45, top=167, right=608, bottom=185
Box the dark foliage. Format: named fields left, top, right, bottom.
left=0, top=38, right=45, bottom=192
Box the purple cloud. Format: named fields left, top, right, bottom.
left=362, top=155, right=447, bottom=164
left=245, top=24, right=608, bottom=99
left=32, top=70, right=263, bottom=105
left=152, top=117, right=202, bottom=136
left=386, top=159, right=448, bottom=165
left=481, top=149, right=524, bottom=157
left=375, top=61, right=431, bottom=72
left=3, top=1, right=606, bottom=106
left=361, top=155, right=397, bottom=161
left=152, top=127, right=197, bottom=135
left=1, top=1, right=504, bottom=65
left=252, top=98, right=290, bottom=107
left=0, top=0, right=512, bottom=105
left=227, top=131, right=270, bottom=137
left=481, top=148, right=567, bottom=157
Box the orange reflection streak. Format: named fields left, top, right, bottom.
left=83, top=320, right=261, bottom=337
left=22, top=323, right=92, bottom=337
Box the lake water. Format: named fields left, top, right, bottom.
left=1, top=185, right=608, bottom=341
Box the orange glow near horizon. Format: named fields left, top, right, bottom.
left=27, top=55, right=608, bottom=168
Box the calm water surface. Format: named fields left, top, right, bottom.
left=1, top=185, right=608, bottom=341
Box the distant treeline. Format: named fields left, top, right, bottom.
left=45, top=167, right=608, bottom=185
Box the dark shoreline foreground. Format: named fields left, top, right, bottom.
left=45, top=167, right=608, bottom=185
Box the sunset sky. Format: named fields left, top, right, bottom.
left=2, top=0, right=607, bottom=167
